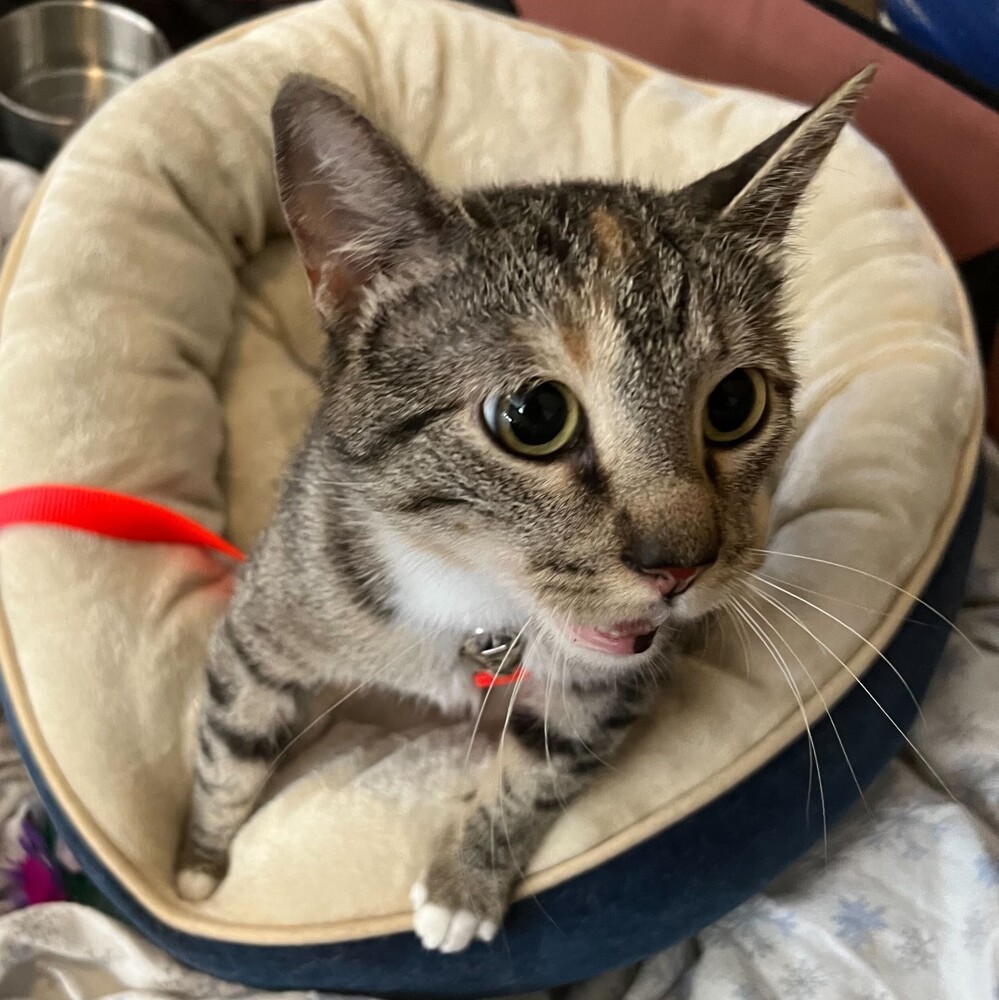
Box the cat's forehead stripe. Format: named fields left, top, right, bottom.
left=559, top=322, right=591, bottom=370
left=590, top=207, right=627, bottom=266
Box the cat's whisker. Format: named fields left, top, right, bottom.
left=754, top=570, right=935, bottom=626
left=748, top=548, right=978, bottom=656
left=557, top=614, right=615, bottom=771
left=743, top=581, right=960, bottom=804
left=493, top=671, right=561, bottom=932
left=751, top=573, right=925, bottom=724
left=709, top=610, right=725, bottom=661
left=463, top=618, right=533, bottom=773
left=732, top=594, right=816, bottom=819
left=740, top=586, right=872, bottom=824
left=730, top=595, right=828, bottom=854
left=724, top=605, right=753, bottom=679
left=496, top=669, right=527, bottom=864
left=542, top=665, right=568, bottom=813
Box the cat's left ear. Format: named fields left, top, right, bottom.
left=272, top=75, right=466, bottom=324
left=681, top=66, right=875, bottom=244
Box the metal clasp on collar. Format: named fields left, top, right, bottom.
left=460, top=628, right=527, bottom=688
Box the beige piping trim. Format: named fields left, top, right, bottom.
left=0, top=0, right=984, bottom=947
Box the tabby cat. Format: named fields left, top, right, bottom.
left=177, top=67, right=873, bottom=953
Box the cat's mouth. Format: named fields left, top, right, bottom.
left=567, top=619, right=659, bottom=657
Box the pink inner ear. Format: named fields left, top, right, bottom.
left=307, top=261, right=365, bottom=322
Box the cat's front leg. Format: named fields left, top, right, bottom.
left=176, top=612, right=316, bottom=901
left=411, top=668, right=654, bottom=952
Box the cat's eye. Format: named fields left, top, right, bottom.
left=703, top=368, right=767, bottom=445
left=483, top=382, right=582, bottom=458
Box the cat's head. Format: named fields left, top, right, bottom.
left=272, top=68, right=872, bottom=670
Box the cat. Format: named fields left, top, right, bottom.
left=176, top=65, right=873, bottom=953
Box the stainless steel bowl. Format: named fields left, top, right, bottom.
left=0, top=1, right=170, bottom=168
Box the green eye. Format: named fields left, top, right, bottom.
left=704, top=368, right=768, bottom=445
left=483, top=381, right=582, bottom=458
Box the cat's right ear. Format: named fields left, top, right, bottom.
left=272, top=75, right=463, bottom=324
left=679, top=66, right=875, bottom=245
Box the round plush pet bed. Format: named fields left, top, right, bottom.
left=0, top=0, right=984, bottom=996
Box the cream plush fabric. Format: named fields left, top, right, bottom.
left=0, top=0, right=981, bottom=945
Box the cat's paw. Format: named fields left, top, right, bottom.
left=410, top=837, right=509, bottom=953
left=410, top=882, right=499, bottom=953
left=176, top=864, right=223, bottom=902
left=175, top=832, right=227, bottom=902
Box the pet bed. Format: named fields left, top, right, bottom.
left=0, top=0, right=984, bottom=996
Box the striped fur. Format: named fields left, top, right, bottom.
left=177, top=71, right=872, bottom=950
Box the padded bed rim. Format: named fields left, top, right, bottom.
left=0, top=0, right=985, bottom=948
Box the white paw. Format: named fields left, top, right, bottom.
left=410, top=882, right=498, bottom=953
left=176, top=866, right=222, bottom=902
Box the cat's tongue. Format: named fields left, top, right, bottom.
left=569, top=620, right=657, bottom=656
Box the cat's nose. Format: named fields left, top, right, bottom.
left=641, top=564, right=706, bottom=597
left=622, top=542, right=714, bottom=597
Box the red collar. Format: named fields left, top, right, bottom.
left=472, top=665, right=526, bottom=689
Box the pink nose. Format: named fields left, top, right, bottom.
left=642, top=565, right=705, bottom=597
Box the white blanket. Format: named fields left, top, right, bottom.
left=1, top=438, right=996, bottom=999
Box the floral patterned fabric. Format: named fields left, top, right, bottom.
left=1, top=441, right=996, bottom=998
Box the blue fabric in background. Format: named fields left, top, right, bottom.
left=884, top=0, right=999, bottom=91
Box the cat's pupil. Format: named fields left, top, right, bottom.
left=707, top=369, right=756, bottom=433
left=504, top=384, right=569, bottom=446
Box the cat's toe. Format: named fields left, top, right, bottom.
left=176, top=866, right=222, bottom=902
left=412, top=896, right=453, bottom=950
left=409, top=881, right=428, bottom=909
left=476, top=919, right=498, bottom=943
left=439, top=909, right=483, bottom=953
left=410, top=882, right=496, bottom=953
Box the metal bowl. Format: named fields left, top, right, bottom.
left=0, top=1, right=170, bottom=168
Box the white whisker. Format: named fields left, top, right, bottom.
left=752, top=573, right=925, bottom=723
left=542, top=666, right=568, bottom=811
left=464, top=618, right=532, bottom=772
left=557, top=615, right=615, bottom=771
left=493, top=669, right=561, bottom=932
left=725, top=604, right=753, bottom=679
left=755, top=570, right=935, bottom=625
left=740, top=586, right=870, bottom=819
left=495, top=667, right=526, bottom=873
left=749, top=548, right=978, bottom=655
left=250, top=627, right=454, bottom=810
left=731, top=595, right=827, bottom=853
left=743, top=581, right=959, bottom=803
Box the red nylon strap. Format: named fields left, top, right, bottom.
left=472, top=665, right=526, bottom=689
left=0, top=485, right=245, bottom=562
left=0, top=485, right=529, bottom=687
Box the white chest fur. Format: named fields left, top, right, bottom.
left=374, top=525, right=528, bottom=634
